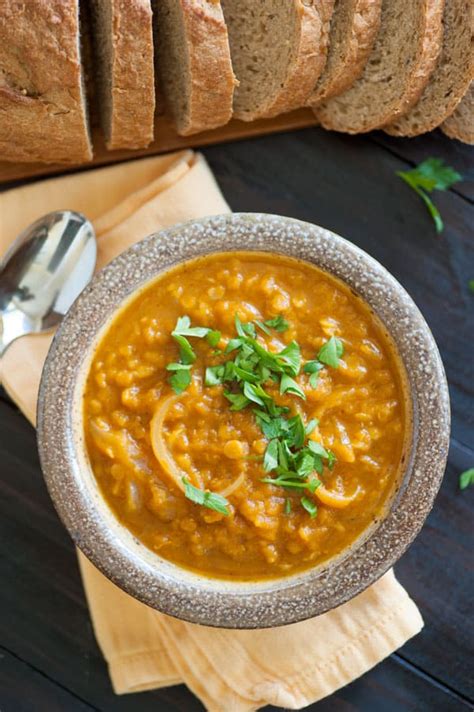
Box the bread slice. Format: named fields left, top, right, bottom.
left=89, top=0, right=155, bottom=150
left=221, top=0, right=335, bottom=122
left=0, top=0, right=92, bottom=164
left=314, top=0, right=444, bottom=134
left=385, top=0, right=474, bottom=136
left=308, top=0, right=382, bottom=106
left=153, top=0, right=236, bottom=136
left=441, top=83, right=474, bottom=144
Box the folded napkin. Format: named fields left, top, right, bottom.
left=0, top=151, right=423, bottom=711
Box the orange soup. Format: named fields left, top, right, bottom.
left=83, top=252, right=409, bottom=580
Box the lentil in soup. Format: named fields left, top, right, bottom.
left=83, top=252, right=408, bottom=580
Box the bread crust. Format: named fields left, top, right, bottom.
left=104, top=0, right=155, bottom=149
left=309, top=0, right=382, bottom=105
left=235, top=0, right=335, bottom=122
left=0, top=0, right=92, bottom=164
left=441, top=82, right=474, bottom=144
left=385, top=0, right=474, bottom=136
left=315, top=0, right=444, bottom=134
left=170, top=0, right=237, bottom=136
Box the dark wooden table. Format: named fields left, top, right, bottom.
left=1, top=126, right=473, bottom=712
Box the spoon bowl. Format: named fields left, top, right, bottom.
left=0, top=210, right=96, bottom=355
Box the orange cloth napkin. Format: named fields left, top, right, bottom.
left=0, top=151, right=423, bottom=710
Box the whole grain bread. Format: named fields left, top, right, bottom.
left=441, top=82, right=474, bottom=143
left=154, top=0, right=236, bottom=136
left=385, top=0, right=474, bottom=137
left=221, top=0, right=334, bottom=122
left=314, top=0, right=444, bottom=133
left=89, top=0, right=155, bottom=150
left=308, top=0, right=382, bottom=106
left=0, top=0, right=92, bottom=164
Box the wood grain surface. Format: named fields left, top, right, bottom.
left=0, top=124, right=473, bottom=711
left=0, top=110, right=318, bottom=184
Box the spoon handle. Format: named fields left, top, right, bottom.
left=0, top=310, right=32, bottom=357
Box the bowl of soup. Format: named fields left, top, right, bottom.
left=37, top=213, right=450, bottom=628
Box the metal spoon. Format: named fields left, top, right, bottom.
left=0, top=210, right=96, bottom=356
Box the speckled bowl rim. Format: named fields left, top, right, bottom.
left=37, top=213, right=450, bottom=629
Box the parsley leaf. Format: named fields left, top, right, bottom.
left=305, top=418, right=318, bottom=436
left=235, top=314, right=256, bottom=338
left=307, top=440, right=329, bottom=458
left=243, top=381, right=271, bottom=406
left=304, top=360, right=324, bottom=388
left=205, top=365, right=225, bottom=386
left=280, top=373, right=306, bottom=399
left=171, top=315, right=211, bottom=365
left=396, top=158, right=462, bottom=234
left=318, top=336, right=344, bottom=368
left=264, top=315, right=289, bottom=332
left=301, top=496, right=318, bottom=518
left=172, top=316, right=210, bottom=338
left=224, top=391, right=250, bottom=411
left=406, top=157, right=462, bottom=191
left=172, top=334, right=196, bottom=365
left=225, top=337, right=245, bottom=353
left=296, top=452, right=315, bottom=478
left=254, top=320, right=272, bottom=335
left=263, top=439, right=279, bottom=472
left=206, top=330, right=221, bottom=347
left=276, top=341, right=301, bottom=376
left=182, top=477, right=229, bottom=515
left=288, top=414, right=306, bottom=449
left=254, top=411, right=289, bottom=440
left=261, top=476, right=314, bottom=491
left=167, top=363, right=192, bottom=394
left=459, top=468, right=474, bottom=490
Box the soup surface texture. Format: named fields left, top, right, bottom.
left=84, top=252, right=408, bottom=580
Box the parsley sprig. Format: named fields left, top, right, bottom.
left=168, top=316, right=220, bottom=393
left=396, top=158, right=462, bottom=234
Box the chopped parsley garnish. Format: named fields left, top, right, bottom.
left=166, top=363, right=192, bottom=395
left=318, top=336, right=344, bottom=368
left=304, top=360, right=324, bottom=388
left=166, top=314, right=343, bottom=515
left=280, top=373, right=306, bottom=399
left=263, top=315, right=289, bottom=332
left=285, top=498, right=292, bottom=514
left=207, top=330, right=221, bottom=347
left=396, top=158, right=462, bottom=234
left=301, top=496, right=318, bottom=518
left=172, top=316, right=211, bottom=339
left=168, top=315, right=213, bottom=392
left=459, top=468, right=474, bottom=491
left=182, top=477, right=230, bottom=515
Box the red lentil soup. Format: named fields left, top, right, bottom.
left=83, top=252, right=409, bottom=580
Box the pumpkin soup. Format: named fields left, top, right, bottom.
left=83, top=252, right=409, bottom=580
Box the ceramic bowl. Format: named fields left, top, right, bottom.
left=37, top=214, right=450, bottom=628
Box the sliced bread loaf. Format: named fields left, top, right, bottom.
left=314, top=0, right=444, bottom=134
left=385, top=0, right=474, bottom=136
left=308, top=0, right=382, bottom=106
left=0, top=0, right=92, bottom=164
left=154, top=0, right=236, bottom=136
left=221, top=0, right=334, bottom=122
left=441, top=82, right=474, bottom=143
left=89, top=0, right=155, bottom=150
